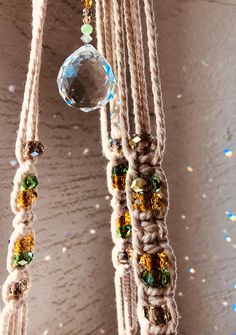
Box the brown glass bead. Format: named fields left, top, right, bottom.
left=129, top=134, right=157, bottom=153
left=9, top=279, right=29, bottom=300
left=144, top=304, right=172, bottom=325
left=24, top=141, right=45, bottom=160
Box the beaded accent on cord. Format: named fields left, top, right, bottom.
left=96, top=0, right=138, bottom=334
left=97, top=0, right=179, bottom=334
left=81, top=0, right=93, bottom=44
left=0, top=1, right=47, bottom=334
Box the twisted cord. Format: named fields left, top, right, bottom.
left=15, top=0, right=47, bottom=163
left=125, top=156, right=178, bottom=335
left=115, top=0, right=179, bottom=334
left=142, top=0, right=166, bottom=163
left=26, top=0, right=47, bottom=142
left=97, top=1, right=138, bottom=334
left=102, top=0, right=113, bottom=66
left=0, top=1, right=47, bottom=334
left=96, top=0, right=111, bottom=160
left=113, top=0, right=130, bottom=156
left=129, top=0, right=150, bottom=133
left=123, top=0, right=151, bottom=135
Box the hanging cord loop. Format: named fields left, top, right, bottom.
left=0, top=1, right=47, bottom=334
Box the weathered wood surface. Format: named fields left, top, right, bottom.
left=0, top=0, right=236, bottom=334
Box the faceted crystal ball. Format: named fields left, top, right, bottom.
left=57, top=44, right=116, bottom=112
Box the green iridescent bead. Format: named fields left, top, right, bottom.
left=20, top=174, right=38, bottom=191
left=81, top=23, right=93, bottom=35
left=13, top=252, right=34, bottom=267
left=158, top=268, right=170, bottom=288
left=112, top=164, right=128, bottom=177
left=141, top=271, right=156, bottom=287
left=116, top=225, right=132, bottom=239
left=150, top=175, right=161, bottom=192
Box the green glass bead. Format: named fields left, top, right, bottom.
left=150, top=175, right=161, bottom=192
left=142, top=271, right=156, bottom=287
left=158, top=268, right=170, bottom=288
left=20, top=174, right=38, bottom=191
left=81, top=24, right=93, bottom=35
left=112, top=164, right=128, bottom=177
left=116, top=225, right=132, bottom=239
left=13, top=252, right=34, bottom=267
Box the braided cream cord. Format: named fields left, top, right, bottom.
left=0, top=1, right=47, bottom=334
left=98, top=0, right=179, bottom=334
left=96, top=1, right=138, bottom=334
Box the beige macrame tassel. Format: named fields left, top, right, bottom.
left=98, top=0, right=179, bottom=334
left=0, top=1, right=47, bottom=334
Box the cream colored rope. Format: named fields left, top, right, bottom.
left=0, top=1, right=47, bottom=334
left=98, top=0, right=179, bottom=334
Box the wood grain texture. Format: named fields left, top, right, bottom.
left=0, top=0, right=236, bottom=334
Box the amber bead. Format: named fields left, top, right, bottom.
left=116, top=211, right=131, bottom=227
left=151, top=192, right=165, bottom=211
left=158, top=251, right=169, bottom=269
left=132, top=193, right=152, bottom=212
left=14, top=235, right=35, bottom=254
left=139, top=252, right=171, bottom=288
left=112, top=175, right=126, bottom=190
left=139, top=253, right=153, bottom=272
left=17, top=189, right=37, bottom=209
left=82, top=0, right=93, bottom=9
left=112, top=163, right=128, bottom=190
left=116, top=211, right=132, bottom=238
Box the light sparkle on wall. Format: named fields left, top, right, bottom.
left=224, top=148, right=233, bottom=157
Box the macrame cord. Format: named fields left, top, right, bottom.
left=97, top=0, right=179, bottom=334
left=96, top=1, right=138, bottom=335
left=0, top=1, right=47, bottom=334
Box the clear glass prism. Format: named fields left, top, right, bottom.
left=57, top=44, right=116, bottom=112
